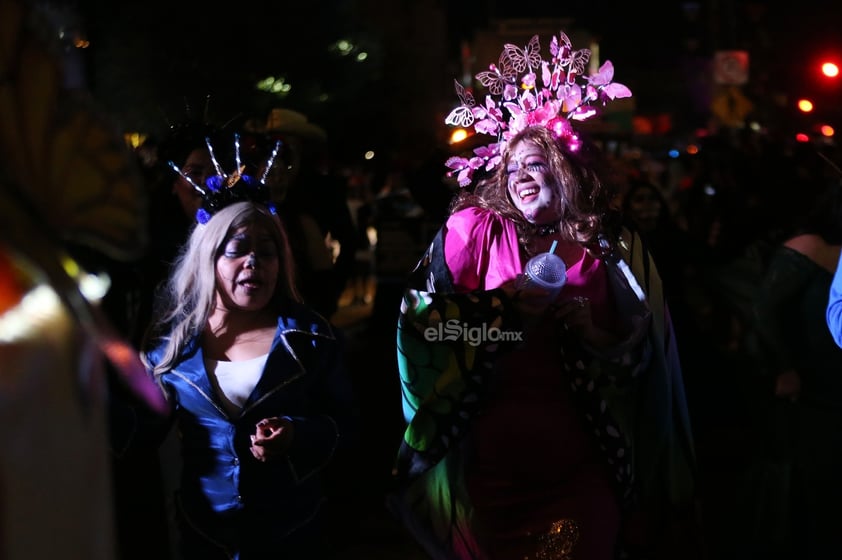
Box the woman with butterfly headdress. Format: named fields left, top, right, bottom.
left=114, top=141, right=358, bottom=559
left=388, top=31, right=699, bottom=560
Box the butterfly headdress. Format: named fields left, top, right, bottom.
left=445, top=31, right=632, bottom=187
left=169, top=133, right=282, bottom=224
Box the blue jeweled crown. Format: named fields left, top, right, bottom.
left=168, top=133, right=281, bottom=224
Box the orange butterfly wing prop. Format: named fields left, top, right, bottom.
left=0, top=0, right=147, bottom=261
left=0, top=0, right=167, bottom=414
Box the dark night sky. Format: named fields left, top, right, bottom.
left=69, top=0, right=842, bottom=161
left=448, top=1, right=842, bottom=72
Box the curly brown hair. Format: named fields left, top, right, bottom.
left=450, top=126, right=620, bottom=256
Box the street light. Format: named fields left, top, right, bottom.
left=821, top=61, right=840, bottom=79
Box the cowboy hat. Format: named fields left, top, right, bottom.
left=264, top=108, right=327, bottom=142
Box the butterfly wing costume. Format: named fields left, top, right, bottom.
left=388, top=218, right=697, bottom=558
left=0, top=1, right=166, bottom=557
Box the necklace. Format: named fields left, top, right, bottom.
left=536, top=223, right=559, bottom=237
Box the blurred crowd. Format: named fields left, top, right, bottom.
left=116, top=107, right=842, bottom=560
left=6, top=0, right=840, bottom=556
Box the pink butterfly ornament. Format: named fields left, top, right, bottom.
left=445, top=80, right=476, bottom=128
left=587, top=61, right=633, bottom=100
left=443, top=29, right=632, bottom=187
left=476, top=55, right=516, bottom=97
left=473, top=96, right=505, bottom=135
left=474, top=143, right=502, bottom=172
left=558, top=83, right=583, bottom=111
left=602, top=82, right=633, bottom=100
left=503, top=35, right=542, bottom=73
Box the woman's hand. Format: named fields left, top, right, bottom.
left=503, top=277, right=557, bottom=316
left=249, top=416, right=295, bottom=462
left=504, top=280, right=619, bottom=348
left=553, top=296, right=619, bottom=349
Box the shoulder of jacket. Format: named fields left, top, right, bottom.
left=279, top=303, right=337, bottom=340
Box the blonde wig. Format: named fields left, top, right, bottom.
left=142, top=201, right=300, bottom=375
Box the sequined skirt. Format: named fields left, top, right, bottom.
left=483, top=519, right=581, bottom=560
left=525, top=519, right=580, bottom=560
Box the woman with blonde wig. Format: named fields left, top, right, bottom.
left=124, top=200, right=356, bottom=559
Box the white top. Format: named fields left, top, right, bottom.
left=206, top=353, right=269, bottom=416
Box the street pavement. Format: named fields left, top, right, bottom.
left=327, top=293, right=428, bottom=559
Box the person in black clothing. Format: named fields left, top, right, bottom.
left=620, top=179, right=702, bottom=310
left=256, top=108, right=357, bottom=320
left=620, top=178, right=715, bottom=432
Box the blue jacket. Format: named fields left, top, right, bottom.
left=827, top=252, right=842, bottom=348
left=142, top=302, right=356, bottom=541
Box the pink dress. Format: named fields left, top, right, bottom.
left=443, top=207, right=621, bottom=560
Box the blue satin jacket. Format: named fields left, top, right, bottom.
left=827, top=250, right=842, bottom=348
left=142, top=303, right=356, bottom=541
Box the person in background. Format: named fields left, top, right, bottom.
left=389, top=32, right=698, bottom=560
left=620, top=179, right=703, bottom=316
left=345, top=173, right=376, bottom=305
left=115, top=142, right=357, bottom=559
left=620, top=179, right=710, bottom=427
left=252, top=108, right=357, bottom=320
left=754, top=175, right=842, bottom=559
left=149, top=121, right=223, bottom=298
